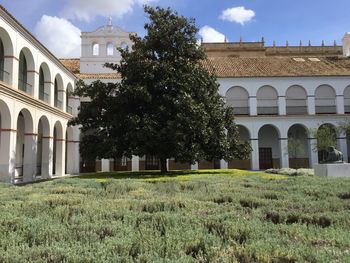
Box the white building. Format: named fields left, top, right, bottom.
left=203, top=40, right=350, bottom=170
left=2, top=4, right=350, bottom=181
left=61, top=21, right=350, bottom=172
left=0, top=6, right=80, bottom=183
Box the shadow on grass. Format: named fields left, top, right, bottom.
left=77, top=169, right=265, bottom=181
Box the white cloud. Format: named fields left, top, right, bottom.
left=220, top=6, right=255, bottom=25
left=35, top=15, right=81, bottom=58
left=199, top=26, right=226, bottom=43
left=61, top=0, right=158, bottom=22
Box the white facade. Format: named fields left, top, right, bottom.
left=220, top=76, right=350, bottom=170
left=0, top=7, right=80, bottom=183
left=75, top=21, right=350, bottom=172
left=80, top=18, right=134, bottom=74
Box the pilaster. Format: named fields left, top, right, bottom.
left=250, top=138, right=259, bottom=170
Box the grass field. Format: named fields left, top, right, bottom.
left=0, top=170, right=350, bottom=262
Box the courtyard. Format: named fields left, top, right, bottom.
left=0, top=170, right=349, bottom=262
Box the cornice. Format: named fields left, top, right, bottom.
left=0, top=82, right=74, bottom=120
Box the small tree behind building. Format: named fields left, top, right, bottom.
left=310, top=124, right=338, bottom=163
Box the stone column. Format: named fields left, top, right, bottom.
left=191, top=162, right=199, bottom=170
left=249, top=96, right=257, bottom=116
left=250, top=138, right=259, bottom=170
left=33, top=71, right=40, bottom=99
left=7, top=56, right=18, bottom=88
left=23, top=133, right=37, bottom=182
left=45, top=82, right=54, bottom=106
left=278, top=96, right=286, bottom=115
left=41, top=135, right=53, bottom=179
left=101, top=159, right=110, bottom=172
left=307, top=96, right=316, bottom=115
left=279, top=137, right=289, bottom=168
left=0, top=129, right=16, bottom=183
left=336, top=95, right=345, bottom=114
left=132, top=155, right=139, bottom=172
left=66, top=128, right=80, bottom=175
left=166, top=159, right=169, bottom=171
left=55, top=135, right=66, bottom=176
left=308, top=137, right=318, bottom=168
left=72, top=126, right=80, bottom=174
left=337, top=133, right=348, bottom=162
left=220, top=159, right=228, bottom=169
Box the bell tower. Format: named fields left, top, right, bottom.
left=342, top=33, right=350, bottom=57
left=80, top=18, right=134, bottom=74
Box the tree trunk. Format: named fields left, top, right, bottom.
left=160, top=158, right=168, bottom=174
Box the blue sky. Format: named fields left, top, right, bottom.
left=2, top=0, right=350, bottom=58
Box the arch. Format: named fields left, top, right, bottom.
left=0, top=99, right=12, bottom=175
left=38, top=62, right=51, bottom=103
left=36, top=116, right=50, bottom=178
left=286, top=85, right=307, bottom=115
left=237, top=125, right=251, bottom=141
left=315, top=85, right=336, bottom=114
left=258, top=124, right=281, bottom=169
left=92, top=43, right=99, bottom=56
left=287, top=124, right=309, bottom=168
left=66, top=83, right=73, bottom=114
left=18, top=48, right=35, bottom=95
left=0, top=99, right=11, bottom=129
left=0, top=27, right=14, bottom=84
left=54, top=74, right=64, bottom=109
left=317, top=123, right=337, bottom=163
left=17, top=108, right=34, bottom=133
left=344, top=85, right=350, bottom=113
left=226, top=86, right=249, bottom=115
left=53, top=121, right=64, bottom=176
left=107, top=42, right=114, bottom=56
left=257, top=85, right=278, bottom=115
left=15, top=109, right=34, bottom=181
left=0, top=38, right=4, bottom=82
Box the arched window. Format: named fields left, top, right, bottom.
left=107, top=43, right=113, bottom=56
left=120, top=42, right=128, bottom=50
left=257, top=86, right=278, bottom=115
left=66, top=84, right=73, bottom=114
left=39, top=67, right=45, bottom=101
left=54, top=79, right=59, bottom=107
left=344, top=85, right=350, bottom=113
left=18, top=51, right=27, bottom=92
left=226, top=86, right=249, bottom=115
left=0, top=39, right=4, bottom=82
left=315, top=85, right=336, bottom=114
left=93, top=43, right=99, bottom=56
left=286, top=85, right=307, bottom=115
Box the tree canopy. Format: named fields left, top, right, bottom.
left=70, top=6, right=251, bottom=173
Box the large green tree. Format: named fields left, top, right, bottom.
left=71, top=6, right=251, bottom=173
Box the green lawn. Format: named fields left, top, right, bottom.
left=0, top=170, right=349, bottom=262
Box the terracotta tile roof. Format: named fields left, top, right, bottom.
left=59, top=58, right=80, bottom=73
left=59, top=58, right=121, bottom=79
left=61, top=56, right=350, bottom=79
left=202, top=56, right=350, bottom=78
